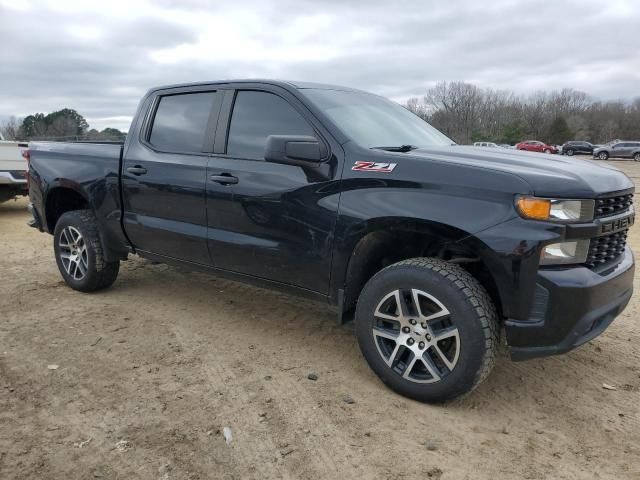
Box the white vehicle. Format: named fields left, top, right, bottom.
left=473, top=142, right=499, bottom=148
left=0, top=133, right=28, bottom=203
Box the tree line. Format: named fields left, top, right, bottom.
left=0, top=109, right=126, bottom=142
left=405, top=81, right=640, bottom=145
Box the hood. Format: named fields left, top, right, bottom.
left=400, top=146, right=633, bottom=198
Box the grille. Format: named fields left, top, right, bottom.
left=585, top=230, right=628, bottom=268
left=595, top=194, right=633, bottom=218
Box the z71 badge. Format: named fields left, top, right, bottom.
left=352, top=161, right=397, bottom=173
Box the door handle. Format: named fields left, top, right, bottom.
left=210, top=173, right=238, bottom=185
left=127, top=166, right=147, bottom=176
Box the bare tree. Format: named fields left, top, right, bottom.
left=401, top=82, right=638, bottom=144
left=0, top=116, right=21, bottom=140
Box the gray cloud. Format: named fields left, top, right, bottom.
left=1, top=0, right=638, bottom=131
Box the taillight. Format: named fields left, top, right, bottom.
left=21, top=148, right=31, bottom=189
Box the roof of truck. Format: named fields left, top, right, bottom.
left=149, top=79, right=365, bottom=94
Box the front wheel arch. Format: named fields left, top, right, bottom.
left=338, top=221, right=505, bottom=324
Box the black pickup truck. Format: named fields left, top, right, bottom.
left=26, top=80, right=635, bottom=402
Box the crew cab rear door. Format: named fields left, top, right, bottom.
left=121, top=87, right=222, bottom=264
left=205, top=85, right=343, bottom=295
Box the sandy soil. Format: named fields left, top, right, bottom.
left=1, top=159, right=639, bottom=480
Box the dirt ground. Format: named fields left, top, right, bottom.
left=1, top=159, right=639, bottom=480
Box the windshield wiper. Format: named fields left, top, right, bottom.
left=371, top=144, right=419, bottom=153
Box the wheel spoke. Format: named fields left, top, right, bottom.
left=70, top=260, right=79, bottom=278
left=59, top=230, right=71, bottom=248
left=374, top=291, right=402, bottom=321
left=412, top=289, right=450, bottom=323
left=419, top=353, right=441, bottom=381
left=431, top=343, right=456, bottom=372
left=76, top=259, right=86, bottom=277
left=386, top=342, right=403, bottom=368
left=396, top=290, right=412, bottom=318
left=372, top=326, right=399, bottom=342
left=434, top=325, right=459, bottom=342
left=402, top=353, right=418, bottom=379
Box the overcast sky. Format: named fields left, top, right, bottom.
left=1, top=0, right=639, bottom=131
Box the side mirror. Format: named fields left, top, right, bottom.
left=264, top=135, right=327, bottom=166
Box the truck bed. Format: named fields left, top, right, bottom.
left=28, top=141, right=129, bottom=260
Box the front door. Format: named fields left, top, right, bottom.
left=122, top=89, right=222, bottom=265
left=205, top=88, right=342, bottom=294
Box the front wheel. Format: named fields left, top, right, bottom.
left=544, top=148, right=552, bottom=154
left=355, top=258, right=499, bottom=403
left=598, top=151, right=609, bottom=160
left=566, top=149, right=574, bottom=156
left=53, top=210, right=120, bottom=292
left=634, top=153, right=640, bottom=162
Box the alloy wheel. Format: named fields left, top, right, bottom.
left=599, top=152, right=608, bottom=160
left=371, top=289, right=460, bottom=384
left=58, top=226, right=88, bottom=280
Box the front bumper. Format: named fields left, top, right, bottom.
left=507, top=246, right=634, bottom=360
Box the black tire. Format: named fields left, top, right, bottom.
left=355, top=258, right=499, bottom=403
left=634, top=153, right=640, bottom=162
left=598, top=151, right=609, bottom=160
left=53, top=210, right=119, bottom=292
left=566, top=149, right=574, bottom=156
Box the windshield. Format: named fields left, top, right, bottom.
left=303, top=89, right=454, bottom=149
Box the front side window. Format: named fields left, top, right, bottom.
left=226, top=91, right=315, bottom=160
left=149, top=91, right=217, bottom=153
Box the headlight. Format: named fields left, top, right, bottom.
left=540, top=240, right=590, bottom=265
left=516, top=196, right=594, bottom=223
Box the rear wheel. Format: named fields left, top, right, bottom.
left=598, top=151, right=609, bottom=160
left=53, top=210, right=119, bottom=292
left=355, top=258, right=499, bottom=403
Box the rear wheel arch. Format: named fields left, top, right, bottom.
left=45, top=186, right=90, bottom=233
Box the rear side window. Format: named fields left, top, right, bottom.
left=149, top=92, right=217, bottom=153
left=226, top=91, right=315, bottom=160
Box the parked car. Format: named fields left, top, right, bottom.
left=473, top=142, right=498, bottom=148
left=0, top=134, right=29, bottom=203
left=562, top=141, right=594, bottom=156
left=593, top=141, right=640, bottom=161
left=25, top=80, right=635, bottom=403
left=516, top=140, right=558, bottom=154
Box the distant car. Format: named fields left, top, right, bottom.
left=593, top=141, right=640, bottom=161
left=562, top=141, right=594, bottom=156
left=473, top=142, right=499, bottom=148
left=515, top=140, right=558, bottom=154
